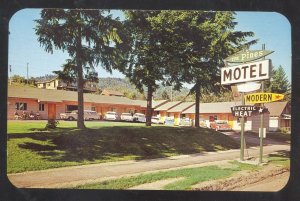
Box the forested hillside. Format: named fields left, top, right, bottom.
left=14, top=75, right=233, bottom=102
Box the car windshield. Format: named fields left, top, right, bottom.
left=107, top=112, right=115, bottom=115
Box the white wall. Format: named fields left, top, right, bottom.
left=269, top=117, right=279, bottom=131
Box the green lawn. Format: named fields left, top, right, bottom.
left=7, top=120, right=239, bottom=173
left=77, top=152, right=290, bottom=190
left=77, top=161, right=259, bottom=190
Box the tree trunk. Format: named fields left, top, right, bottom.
left=146, top=86, right=153, bottom=126
left=195, top=80, right=200, bottom=128
left=76, top=13, right=85, bottom=129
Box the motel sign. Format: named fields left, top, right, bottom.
left=221, top=59, right=271, bottom=85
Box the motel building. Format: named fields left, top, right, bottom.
left=182, top=101, right=291, bottom=132
left=8, top=85, right=291, bottom=133
left=164, top=102, right=195, bottom=126
left=8, top=85, right=143, bottom=120
left=153, top=101, right=183, bottom=124
left=132, top=99, right=169, bottom=115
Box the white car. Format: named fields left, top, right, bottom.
left=120, top=113, right=134, bottom=121
left=151, top=116, right=161, bottom=124
left=60, top=110, right=100, bottom=121
left=180, top=117, right=192, bottom=126
left=104, top=111, right=119, bottom=121
left=133, top=113, right=146, bottom=122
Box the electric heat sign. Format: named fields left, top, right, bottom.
left=221, top=60, right=271, bottom=85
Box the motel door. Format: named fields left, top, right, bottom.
left=48, top=103, right=56, bottom=120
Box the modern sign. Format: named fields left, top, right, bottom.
left=225, top=50, right=274, bottom=63
left=231, top=105, right=268, bottom=117
left=245, top=93, right=284, bottom=104
left=221, top=59, right=271, bottom=85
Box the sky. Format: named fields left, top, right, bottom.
left=8, top=9, right=291, bottom=88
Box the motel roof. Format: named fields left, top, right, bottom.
left=154, top=101, right=182, bottom=111
left=264, top=101, right=289, bottom=117
left=8, top=85, right=140, bottom=106
left=132, top=99, right=168, bottom=109
left=182, top=101, right=241, bottom=114
left=167, top=102, right=195, bottom=113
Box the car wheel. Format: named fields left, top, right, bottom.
left=68, top=116, right=75, bottom=121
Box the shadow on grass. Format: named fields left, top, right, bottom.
left=8, top=126, right=239, bottom=163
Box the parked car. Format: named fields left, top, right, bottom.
left=133, top=113, right=146, bottom=122
left=104, top=111, right=119, bottom=121
left=164, top=117, right=174, bottom=126
left=60, top=110, right=100, bottom=121
left=180, top=117, right=192, bottom=126
left=210, top=120, right=231, bottom=131
left=120, top=113, right=134, bottom=121
left=200, top=119, right=208, bottom=128
left=151, top=116, right=161, bottom=124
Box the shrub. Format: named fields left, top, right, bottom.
left=45, top=119, right=59, bottom=129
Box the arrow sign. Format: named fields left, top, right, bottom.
left=245, top=93, right=284, bottom=104
left=231, top=105, right=258, bottom=117
left=231, top=105, right=269, bottom=117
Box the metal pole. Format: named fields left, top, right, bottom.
left=240, top=92, right=245, bottom=161
left=9, top=65, right=12, bottom=85
left=259, top=44, right=265, bottom=164
left=26, top=62, right=29, bottom=84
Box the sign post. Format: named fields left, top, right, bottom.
left=240, top=93, right=245, bottom=161
left=259, top=44, right=265, bottom=164
left=222, top=46, right=273, bottom=163
left=259, top=82, right=264, bottom=164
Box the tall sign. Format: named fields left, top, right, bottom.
left=221, top=47, right=274, bottom=163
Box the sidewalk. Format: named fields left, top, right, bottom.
left=8, top=144, right=289, bottom=188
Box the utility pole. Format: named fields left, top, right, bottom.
left=259, top=44, right=266, bottom=164
left=9, top=65, right=12, bottom=85
left=26, top=62, right=29, bottom=84
left=170, top=85, right=173, bottom=101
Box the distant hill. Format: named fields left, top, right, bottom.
left=97, top=77, right=192, bottom=101
left=29, top=75, right=199, bottom=101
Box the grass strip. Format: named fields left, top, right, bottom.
left=77, top=161, right=258, bottom=190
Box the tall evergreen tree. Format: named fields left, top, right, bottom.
left=270, top=65, right=290, bottom=94
left=149, top=11, right=257, bottom=127
left=119, top=11, right=164, bottom=126
left=35, top=9, right=126, bottom=129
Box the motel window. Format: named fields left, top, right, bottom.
left=91, top=106, right=96, bottom=111
left=15, top=102, right=27, bottom=110
left=209, top=115, right=217, bottom=122
left=39, top=103, right=45, bottom=111
left=66, top=105, right=78, bottom=112
left=181, top=114, right=186, bottom=118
